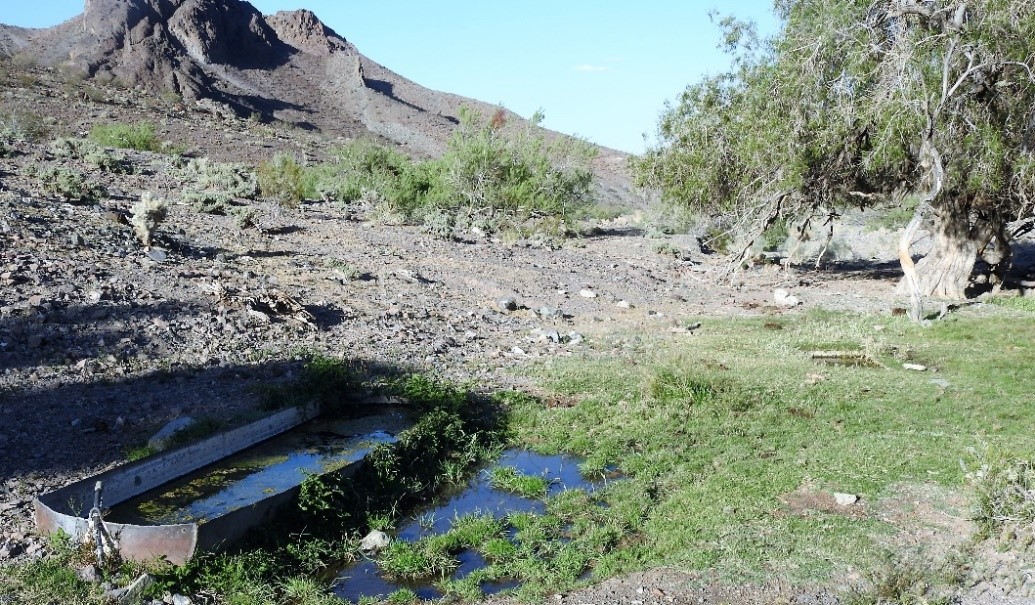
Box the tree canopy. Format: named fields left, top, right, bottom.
left=637, top=0, right=1035, bottom=300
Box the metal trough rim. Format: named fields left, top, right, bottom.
left=34, top=403, right=333, bottom=565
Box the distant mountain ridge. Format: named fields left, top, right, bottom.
left=0, top=0, right=632, bottom=203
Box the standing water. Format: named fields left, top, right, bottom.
left=108, top=410, right=411, bottom=526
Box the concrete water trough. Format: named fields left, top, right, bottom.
left=35, top=404, right=412, bottom=565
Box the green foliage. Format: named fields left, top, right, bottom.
left=297, top=109, right=597, bottom=237
left=181, top=158, right=258, bottom=212
left=636, top=1, right=1035, bottom=272
left=258, top=354, right=359, bottom=414
left=89, top=121, right=163, bottom=152
left=257, top=153, right=305, bottom=207
left=435, top=107, right=597, bottom=222
left=36, top=166, right=105, bottom=202
left=488, top=466, right=550, bottom=498
left=86, top=147, right=134, bottom=174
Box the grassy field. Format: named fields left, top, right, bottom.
left=3, top=304, right=1034, bottom=603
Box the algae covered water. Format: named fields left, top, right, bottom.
left=108, top=410, right=410, bottom=526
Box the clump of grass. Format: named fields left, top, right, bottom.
left=970, top=457, right=1035, bottom=538
left=988, top=295, right=1035, bottom=314
left=488, top=466, right=550, bottom=498
left=89, top=121, right=163, bottom=152
left=35, top=166, right=106, bottom=202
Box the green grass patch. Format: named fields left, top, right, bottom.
left=488, top=465, right=550, bottom=498
left=504, top=309, right=1035, bottom=588
left=89, top=121, right=165, bottom=152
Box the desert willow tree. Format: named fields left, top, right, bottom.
left=636, top=0, right=1035, bottom=305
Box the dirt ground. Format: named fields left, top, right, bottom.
left=2, top=66, right=1035, bottom=604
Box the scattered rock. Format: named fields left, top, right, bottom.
left=147, top=249, right=168, bottom=262
left=538, top=306, right=562, bottom=318
left=497, top=298, right=518, bottom=312
left=579, top=289, right=598, bottom=299
left=359, top=530, right=391, bottom=554
left=147, top=417, right=197, bottom=451
left=902, top=363, right=927, bottom=372
left=615, top=300, right=632, bottom=309
left=833, top=492, right=859, bottom=506
left=171, top=595, right=193, bottom=605
left=773, top=288, right=801, bottom=307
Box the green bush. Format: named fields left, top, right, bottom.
left=436, top=107, right=596, bottom=220
left=86, top=147, right=134, bottom=174
left=257, top=153, right=305, bottom=207
left=89, top=121, right=163, bottom=152
left=36, top=166, right=105, bottom=202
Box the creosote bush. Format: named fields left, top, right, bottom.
left=257, top=153, right=305, bottom=208
left=130, top=192, right=169, bottom=246
left=257, top=107, right=597, bottom=239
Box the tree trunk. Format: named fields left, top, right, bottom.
left=909, top=202, right=999, bottom=300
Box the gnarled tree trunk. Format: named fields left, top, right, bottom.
left=907, top=198, right=1003, bottom=300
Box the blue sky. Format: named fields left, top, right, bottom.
left=1, top=1, right=778, bottom=154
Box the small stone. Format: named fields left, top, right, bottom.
left=834, top=492, right=859, bottom=506
left=77, top=564, right=101, bottom=584
left=87, top=290, right=104, bottom=303
left=538, top=306, right=562, bottom=319
left=773, top=288, right=801, bottom=307
left=545, top=330, right=561, bottom=343
left=579, top=289, right=598, bottom=298
left=568, top=332, right=584, bottom=344
left=902, top=363, right=927, bottom=371
left=616, top=300, right=632, bottom=309
left=497, top=298, right=518, bottom=312
left=171, top=595, right=192, bottom=605
left=147, top=249, right=168, bottom=262
left=359, top=530, right=391, bottom=554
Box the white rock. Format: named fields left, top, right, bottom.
left=834, top=492, right=859, bottom=506
left=902, top=363, right=927, bottom=372
left=359, top=530, right=391, bottom=554
left=579, top=289, right=598, bottom=299
left=616, top=300, right=632, bottom=309
left=773, top=288, right=801, bottom=307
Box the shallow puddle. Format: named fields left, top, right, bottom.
left=332, top=449, right=607, bottom=602
left=108, top=410, right=410, bottom=526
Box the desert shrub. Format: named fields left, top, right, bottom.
left=302, top=139, right=422, bottom=205
left=130, top=192, right=168, bottom=245
left=86, top=147, right=134, bottom=174
left=89, top=121, right=163, bottom=152
left=0, top=108, right=51, bottom=143
left=0, top=129, right=13, bottom=158
left=257, top=153, right=305, bottom=207
left=48, top=137, right=96, bottom=159
left=434, top=106, right=596, bottom=221
left=179, top=158, right=258, bottom=214
left=36, top=166, right=105, bottom=202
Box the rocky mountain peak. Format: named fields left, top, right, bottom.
left=265, top=9, right=352, bottom=54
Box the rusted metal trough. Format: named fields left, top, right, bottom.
left=35, top=404, right=410, bottom=565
